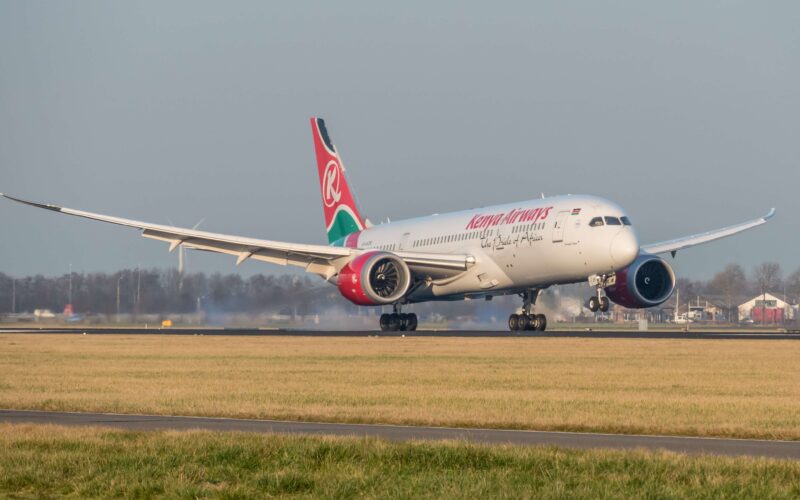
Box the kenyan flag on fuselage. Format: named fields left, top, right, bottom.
left=311, top=118, right=367, bottom=244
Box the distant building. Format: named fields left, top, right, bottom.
left=662, top=296, right=725, bottom=323
left=738, top=293, right=797, bottom=323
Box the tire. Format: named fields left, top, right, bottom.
left=536, top=314, right=547, bottom=331
left=387, top=313, right=400, bottom=332
left=599, top=296, right=610, bottom=312
left=407, top=313, right=418, bottom=331
left=508, top=314, right=519, bottom=331
left=588, top=296, right=599, bottom=312
left=518, top=314, right=530, bottom=331
left=399, top=313, right=409, bottom=331
left=527, top=314, right=538, bottom=331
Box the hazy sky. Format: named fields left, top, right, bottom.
left=1, top=2, right=797, bottom=281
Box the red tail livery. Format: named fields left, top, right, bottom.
left=311, top=117, right=366, bottom=243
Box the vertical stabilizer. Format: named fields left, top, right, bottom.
left=311, top=117, right=366, bottom=243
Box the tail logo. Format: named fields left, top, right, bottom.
left=323, top=160, right=342, bottom=208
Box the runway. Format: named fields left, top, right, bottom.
left=1, top=326, right=799, bottom=340
left=2, top=409, right=799, bottom=459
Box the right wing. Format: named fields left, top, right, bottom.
left=641, top=208, right=775, bottom=256
left=1, top=194, right=473, bottom=280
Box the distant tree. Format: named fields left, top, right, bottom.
left=786, top=268, right=800, bottom=304
left=706, top=264, right=747, bottom=321
left=753, top=262, right=782, bottom=295
left=675, top=278, right=706, bottom=303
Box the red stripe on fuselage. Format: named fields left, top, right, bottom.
left=345, top=231, right=361, bottom=248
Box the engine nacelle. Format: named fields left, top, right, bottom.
left=606, top=254, right=676, bottom=309
left=337, top=251, right=412, bottom=306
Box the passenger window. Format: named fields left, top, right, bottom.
left=621, top=216, right=632, bottom=226
left=589, top=217, right=604, bottom=227
left=605, top=216, right=622, bottom=225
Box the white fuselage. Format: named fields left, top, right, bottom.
left=342, top=195, right=639, bottom=301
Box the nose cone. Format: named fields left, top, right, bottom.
left=610, top=229, right=639, bottom=268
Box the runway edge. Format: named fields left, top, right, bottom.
left=2, top=409, right=799, bottom=460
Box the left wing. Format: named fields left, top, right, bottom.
left=1, top=193, right=474, bottom=280
left=2, top=193, right=355, bottom=279
left=0, top=193, right=475, bottom=280
left=642, top=208, right=775, bottom=256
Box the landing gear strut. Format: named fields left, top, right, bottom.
left=508, top=289, right=547, bottom=332
left=380, top=304, right=417, bottom=332
left=587, top=274, right=613, bottom=313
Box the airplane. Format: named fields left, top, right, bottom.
left=2, top=118, right=775, bottom=332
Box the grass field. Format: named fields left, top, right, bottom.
left=2, top=424, right=799, bottom=498
left=1, top=334, right=800, bottom=440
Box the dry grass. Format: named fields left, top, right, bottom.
left=1, top=334, right=799, bottom=439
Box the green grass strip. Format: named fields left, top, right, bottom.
left=2, top=424, right=800, bottom=498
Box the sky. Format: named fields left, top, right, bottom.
left=0, top=1, right=797, bottom=281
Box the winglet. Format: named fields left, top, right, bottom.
left=2, top=193, right=63, bottom=212
left=765, top=208, right=776, bottom=220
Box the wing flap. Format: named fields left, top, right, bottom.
left=3, top=193, right=353, bottom=277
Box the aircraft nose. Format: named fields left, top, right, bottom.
left=610, top=229, right=639, bottom=268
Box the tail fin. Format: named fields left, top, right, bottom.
left=311, top=117, right=367, bottom=244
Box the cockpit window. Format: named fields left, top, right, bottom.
left=589, top=217, right=604, bottom=227
left=605, top=216, right=622, bottom=225
left=621, top=216, right=631, bottom=226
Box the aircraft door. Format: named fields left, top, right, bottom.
left=400, top=232, right=411, bottom=251
left=552, top=211, right=569, bottom=243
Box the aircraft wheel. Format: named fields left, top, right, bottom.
left=407, top=313, right=418, bottom=331
left=399, top=313, right=410, bottom=331
left=387, top=313, right=400, bottom=332
left=599, top=296, right=610, bottom=312
left=588, top=296, right=600, bottom=312
left=536, top=314, right=547, bottom=331
left=518, top=314, right=530, bottom=331
left=508, top=314, right=520, bottom=331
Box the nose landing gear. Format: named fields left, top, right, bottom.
left=379, top=304, right=418, bottom=332
left=587, top=274, right=613, bottom=312
left=508, top=289, right=547, bottom=332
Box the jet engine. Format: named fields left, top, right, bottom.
left=337, top=251, right=412, bottom=305
left=605, top=254, right=676, bottom=309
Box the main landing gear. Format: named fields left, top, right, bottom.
left=379, top=304, right=418, bottom=332
left=508, top=289, right=547, bottom=332
left=587, top=274, right=612, bottom=313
